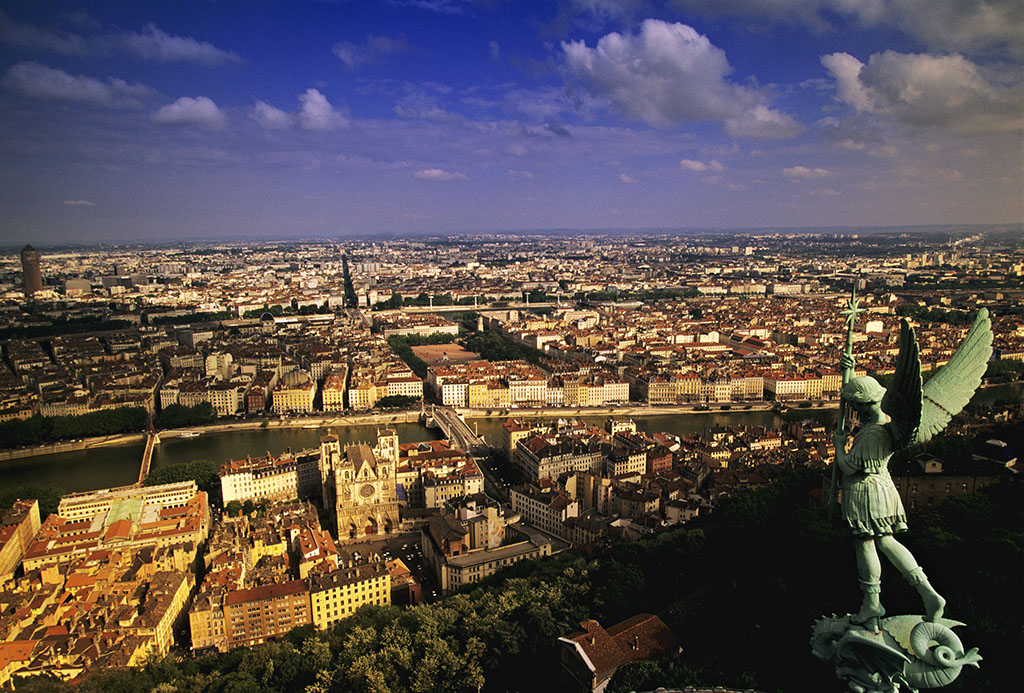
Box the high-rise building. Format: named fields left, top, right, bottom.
left=20, top=245, right=42, bottom=297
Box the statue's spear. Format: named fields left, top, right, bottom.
left=829, top=288, right=863, bottom=520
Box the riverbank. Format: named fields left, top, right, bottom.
left=0, top=410, right=423, bottom=461
left=455, top=400, right=840, bottom=419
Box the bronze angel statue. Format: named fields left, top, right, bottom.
left=832, top=306, right=993, bottom=633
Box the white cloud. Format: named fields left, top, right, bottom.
left=700, top=175, right=745, bottom=190
left=820, top=53, right=874, bottom=111
left=725, top=105, right=805, bottom=139
left=562, top=19, right=799, bottom=137
left=783, top=165, right=830, bottom=181
left=413, top=168, right=467, bottom=181
left=298, top=89, right=348, bottom=130
left=0, top=11, right=90, bottom=54
left=250, top=90, right=347, bottom=130
left=619, top=173, right=637, bottom=183
left=671, top=0, right=1024, bottom=56
left=4, top=61, right=149, bottom=107
left=508, top=169, right=534, bottom=180
left=822, top=50, right=1024, bottom=133
left=394, top=0, right=474, bottom=15
left=0, top=13, right=241, bottom=65
left=251, top=100, right=293, bottom=129
left=333, top=35, right=411, bottom=69
left=63, top=199, right=96, bottom=206
left=680, top=158, right=725, bottom=172
left=119, top=24, right=241, bottom=65
left=151, top=96, right=226, bottom=129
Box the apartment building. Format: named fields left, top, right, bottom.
left=510, top=484, right=579, bottom=540
left=220, top=448, right=321, bottom=504
left=222, top=580, right=312, bottom=649
left=0, top=499, right=40, bottom=579
left=272, top=368, right=316, bottom=413
left=308, top=560, right=391, bottom=630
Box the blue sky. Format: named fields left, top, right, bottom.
left=1, top=0, right=1021, bottom=242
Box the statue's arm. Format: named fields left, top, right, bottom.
left=839, top=352, right=855, bottom=382
left=833, top=351, right=855, bottom=471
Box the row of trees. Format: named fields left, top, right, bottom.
left=372, top=293, right=517, bottom=311
left=150, top=311, right=234, bottom=326
left=242, top=302, right=332, bottom=319
left=386, top=336, right=431, bottom=379
left=157, top=402, right=217, bottom=430
left=0, top=316, right=132, bottom=341
left=342, top=255, right=358, bottom=308
left=895, top=303, right=977, bottom=326
left=0, top=407, right=149, bottom=450
left=0, top=401, right=220, bottom=450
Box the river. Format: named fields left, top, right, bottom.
left=2, top=382, right=1018, bottom=495
left=0, top=423, right=438, bottom=495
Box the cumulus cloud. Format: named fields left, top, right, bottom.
left=0, top=12, right=241, bottom=65
left=298, top=89, right=348, bottom=130
left=251, top=100, right=293, bottom=129
left=151, top=96, right=226, bottom=129
left=670, top=0, right=1024, bottom=56
left=619, top=173, right=637, bottom=183
left=333, top=35, right=411, bottom=69
left=822, top=50, right=1024, bottom=133
left=413, top=168, right=467, bottom=181
left=783, top=165, right=830, bottom=181
left=725, top=105, right=804, bottom=139
left=4, top=61, right=149, bottom=107
left=562, top=19, right=799, bottom=137
left=680, top=158, right=725, bottom=172
left=250, top=90, right=348, bottom=130
left=63, top=199, right=96, bottom=206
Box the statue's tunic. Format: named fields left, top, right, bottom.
left=840, top=422, right=908, bottom=537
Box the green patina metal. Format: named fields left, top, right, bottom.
left=814, top=295, right=991, bottom=692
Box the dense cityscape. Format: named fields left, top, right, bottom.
left=2, top=0, right=1021, bottom=690
left=0, top=229, right=1021, bottom=691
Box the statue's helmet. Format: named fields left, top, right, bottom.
left=842, top=375, right=885, bottom=404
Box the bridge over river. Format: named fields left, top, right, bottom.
left=423, top=405, right=487, bottom=454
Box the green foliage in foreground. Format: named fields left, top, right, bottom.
left=33, top=471, right=1020, bottom=693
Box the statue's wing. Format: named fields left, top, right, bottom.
left=881, top=319, right=922, bottom=451
left=916, top=308, right=993, bottom=445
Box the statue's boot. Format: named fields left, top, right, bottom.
left=851, top=580, right=885, bottom=633
left=906, top=567, right=945, bottom=621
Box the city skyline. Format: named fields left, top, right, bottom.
left=1, top=0, right=1021, bottom=243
